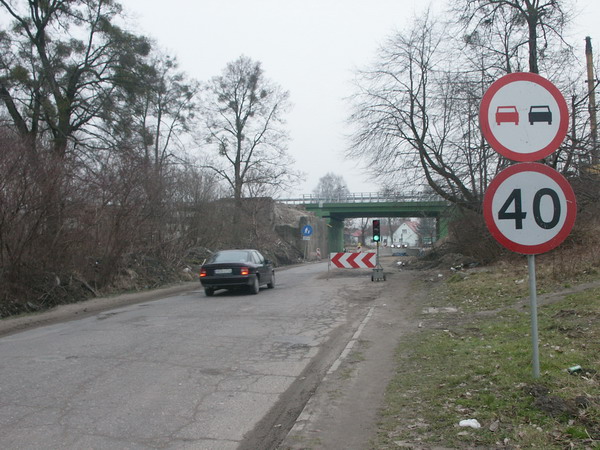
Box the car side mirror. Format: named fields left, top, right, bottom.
left=264, top=259, right=272, bottom=265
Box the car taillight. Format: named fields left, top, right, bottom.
left=200, top=268, right=207, bottom=277
left=240, top=267, right=249, bottom=276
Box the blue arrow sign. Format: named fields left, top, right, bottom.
left=301, top=225, right=313, bottom=236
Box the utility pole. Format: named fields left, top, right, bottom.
left=585, top=37, right=598, bottom=165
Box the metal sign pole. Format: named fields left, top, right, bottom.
left=528, top=254, right=540, bottom=378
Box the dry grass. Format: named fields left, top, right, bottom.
left=373, top=232, right=600, bottom=449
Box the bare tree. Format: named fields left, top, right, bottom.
left=416, top=217, right=437, bottom=246
left=348, top=2, right=587, bottom=213
left=313, top=173, right=350, bottom=200
left=200, top=55, right=299, bottom=226
left=457, top=0, right=571, bottom=74
left=348, top=13, right=494, bottom=211
left=115, top=55, right=199, bottom=172
left=456, top=0, right=594, bottom=176
left=0, top=0, right=153, bottom=244
left=107, top=54, right=200, bottom=243
left=358, top=218, right=370, bottom=246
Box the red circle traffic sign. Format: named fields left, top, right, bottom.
left=483, top=163, right=576, bottom=254
left=479, top=73, right=568, bottom=162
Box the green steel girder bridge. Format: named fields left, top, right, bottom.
left=279, top=192, right=451, bottom=252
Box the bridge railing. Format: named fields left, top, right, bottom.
left=278, top=192, right=445, bottom=205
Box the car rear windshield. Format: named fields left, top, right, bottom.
left=210, top=251, right=250, bottom=263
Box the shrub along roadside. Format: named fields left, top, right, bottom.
left=374, top=267, right=600, bottom=449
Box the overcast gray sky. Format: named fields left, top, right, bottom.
left=120, top=0, right=600, bottom=196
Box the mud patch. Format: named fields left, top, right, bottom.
left=524, top=382, right=600, bottom=425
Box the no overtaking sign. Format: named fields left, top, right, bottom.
left=479, top=72, right=569, bottom=162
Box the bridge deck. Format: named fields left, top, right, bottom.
left=277, top=192, right=450, bottom=252
left=278, top=192, right=445, bottom=205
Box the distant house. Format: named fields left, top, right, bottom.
left=391, top=220, right=420, bottom=247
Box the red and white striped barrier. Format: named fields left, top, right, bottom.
left=330, top=252, right=376, bottom=269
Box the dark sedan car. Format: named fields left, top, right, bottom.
left=199, top=249, right=275, bottom=296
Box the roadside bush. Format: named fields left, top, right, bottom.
left=540, top=172, right=600, bottom=282
left=444, top=207, right=506, bottom=264
left=0, top=131, right=216, bottom=317
left=440, top=172, right=600, bottom=273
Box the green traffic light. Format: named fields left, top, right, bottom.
left=372, top=219, right=381, bottom=242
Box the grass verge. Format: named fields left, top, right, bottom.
left=373, top=262, right=600, bottom=449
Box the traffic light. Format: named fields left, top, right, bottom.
left=372, top=219, right=381, bottom=242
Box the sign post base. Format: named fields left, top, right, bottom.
left=371, top=268, right=385, bottom=282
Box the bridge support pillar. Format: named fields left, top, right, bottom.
left=328, top=217, right=345, bottom=253
left=437, top=215, right=449, bottom=240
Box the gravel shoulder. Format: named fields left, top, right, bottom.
left=280, top=258, right=421, bottom=449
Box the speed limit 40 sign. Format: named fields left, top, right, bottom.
left=483, top=163, right=576, bottom=255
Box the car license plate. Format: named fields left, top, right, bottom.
left=214, top=269, right=232, bottom=274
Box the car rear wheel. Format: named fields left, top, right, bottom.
left=267, top=272, right=275, bottom=289
left=204, top=287, right=214, bottom=297
left=249, top=276, right=260, bottom=295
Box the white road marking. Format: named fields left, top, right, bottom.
left=327, top=306, right=375, bottom=374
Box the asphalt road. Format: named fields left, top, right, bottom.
left=0, top=262, right=380, bottom=449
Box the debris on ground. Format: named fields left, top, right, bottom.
left=458, top=419, right=482, bottom=429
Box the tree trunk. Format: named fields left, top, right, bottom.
left=527, top=12, right=539, bottom=74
